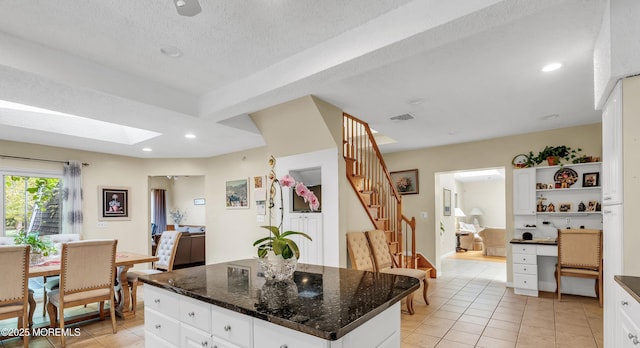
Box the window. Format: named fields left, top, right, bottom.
left=2, top=171, right=62, bottom=237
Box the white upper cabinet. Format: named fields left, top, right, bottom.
left=602, top=80, right=623, bottom=206
left=513, top=168, right=536, bottom=215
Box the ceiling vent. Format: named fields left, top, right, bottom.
left=390, top=113, right=415, bottom=121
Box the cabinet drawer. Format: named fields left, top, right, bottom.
left=145, top=309, right=180, bottom=346
left=145, top=330, right=177, bottom=348
left=511, top=244, right=536, bottom=254
left=254, top=319, right=326, bottom=348
left=180, top=296, right=211, bottom=332
left=513, top=263, right=537, bottom=275
left=181, top=324, right=213, bottom=348
left=513, top=253, right=537, bottom=265
left=211, top=336, right=243, bottom=348
left=619, top=287, right=640, bottom=326
left=212, top=306, right=252, bottom=348
left=145, top=286, right=180, bottom=318
left=513, top=274, right=537, bottom=290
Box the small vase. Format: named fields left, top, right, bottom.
left=174, top=223, right=180, bottom=230
left=547, top=156, right=560, bottom=166
left=259, top=251, right=297, bottom=281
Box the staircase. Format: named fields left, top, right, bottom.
left=343, top=113, right=425, bottom=270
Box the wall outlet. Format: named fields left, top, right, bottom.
left=97, top=221, right=108, bottom=228
left=420, top=212, right=428, bottom=219
left=565, top=217, right=571, bottom=226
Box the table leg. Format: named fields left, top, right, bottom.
left=115, top=265, right=135, bottom=320
left=456, top=234, right=467, bottom=253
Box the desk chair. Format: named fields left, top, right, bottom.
left=555, top=228, right=603, bottom=306
left=127, top=231, right=181, bottom=314
left=47, top=240, right=118, bottom=347
left=0, top=245, right=30, bottom=348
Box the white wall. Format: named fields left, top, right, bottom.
left=462, top=179, right=506, bottom=228
left=170, top=176, right=206, bottom=226
left=434, top=172, right=457, bottom=274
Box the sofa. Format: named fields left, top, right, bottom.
left=478, top=228, right=506, bottom=256
left=459, top=223, right=483, bottom=251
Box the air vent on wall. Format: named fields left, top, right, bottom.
left=390, top=113, right=415, bottom=121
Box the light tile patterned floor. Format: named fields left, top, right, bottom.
left=1, top=258, right=602, bottom=347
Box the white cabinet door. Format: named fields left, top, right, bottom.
left=181, top=324, right=212, bottom=348
left=602, top=80, right=623, bottom=205
left=289, top=213, right=323, bottom=265
left=604, top=205, right=624, bottom=348
left=513, top=168, right=536, bottom=215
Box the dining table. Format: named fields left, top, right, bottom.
left=29, top=251, right=159, bottom=321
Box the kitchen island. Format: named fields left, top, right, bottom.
left=139, top=258, right=420, bottom=348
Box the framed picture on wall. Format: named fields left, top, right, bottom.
left=390, top=169, right=419, bottom=195
left=443, top=188, right=451, bottom=216
left=226, top=178, right=249, bottom=209
left=99, top=186, right=130, bottom=220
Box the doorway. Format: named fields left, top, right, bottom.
left=434, top=167, right=506, bottom=273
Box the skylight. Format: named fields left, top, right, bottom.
left=0, top=100, right=161, bottom=145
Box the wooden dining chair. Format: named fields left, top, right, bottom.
left=555, top=228, right=603, bottom=306
left=47, top=239, right=118, bottom=347
left=42, top=233, right=82, bottom=317
left=366, top=229, right=430, bottom=312
left=127, top=231, right=182, bottom=314
left=0, top=245, right=30, bottom=348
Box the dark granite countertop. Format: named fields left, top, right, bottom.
left=510, top=238, right=557, bottom=245
left=615, top=275, right=640, bottom=303
left=139, top=259, right=420, bottom=341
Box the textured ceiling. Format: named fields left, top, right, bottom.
left=0, top=0, right=607, bottom=158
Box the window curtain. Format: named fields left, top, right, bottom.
left=62, top=160, right=83, bottom=235
left=152, top=189, right=167, bottom=234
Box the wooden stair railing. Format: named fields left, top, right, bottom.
left=343, top=112, right=409, bottom=268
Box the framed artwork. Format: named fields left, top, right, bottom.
left=559, top=203, right=572, bottom=212
left=587, top=200, right=598, bottom=212
left=583, top=172, right=599, bottom=187
left=443, top=188, right=451, bottom=216
left=99, top=186, right=130, bottom=220
left=226, top=178, right=249, bottom=209
left=390, top=169, right=419, bottom=195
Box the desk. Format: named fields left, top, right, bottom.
left=29, top=251, right=158, bottom=320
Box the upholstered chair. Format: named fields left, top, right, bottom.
left=127, top=231, right=182, bottom=314
left=366, top=229, right=429, bottom=313
left=346, top=232, right=376, bottom=272
left=478, top=228, right=506, bottom=256
left=47, top=239, right=118, bottom=347
left=42, top=233, right=82, bottom=316
left=556, top=228, right=603, bottom=306
left=0, top=245, right=30, bottom=348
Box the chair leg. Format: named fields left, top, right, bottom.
left=46, top=301, right=57, bottom=328
left=21, top=315, right=29, bottom=348
left=99, top=301, right=105, bottom=320
left=59, top=312, right=66, bottom=348
left=557, top=272, right=562, bottom=302
left=422, top=278, right=429, bottom=305
left=405, top=293, right=415, bottom=315
left=110, top=297, right=117, bottom=334
left=28, top=291, right=36, bottom=328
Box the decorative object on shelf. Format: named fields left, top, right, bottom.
left=169, top=209, right=186, bottom=229
left=253, top=156, right=316, bottom=281
left=559, top=203, right=572, bottom=212
left=390, top=169, right=419, bottom=195
left=13, top=231, right=55, bottom=265
left=554, top=167, right=578, bottom=188
left=512, top=154, right=535, bottom=168
left=587, top=200, right=597, bottom=212
left=536, top=196, right=547, bottom=212
left=226, top=178, right=249, bottom=209
left=532, top=145, right=583, bottom=166
left=578, top=201, right=586, bottom=212
left=582, top=172, right=600, bottom=187
left=547, top=202, right=555, bottom=212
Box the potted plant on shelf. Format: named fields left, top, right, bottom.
left=14, top=231, right=55, bottom=265
left=253, top=155, right=318, bottom=281
left=534, top=146, right=583, bottom=166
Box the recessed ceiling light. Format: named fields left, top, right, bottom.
left=175, top=0, right=186, bottom=7
left=0, top=99, right=161, bottom=145
left=160, top=46, right=183, bottom=58
left=542, top=63, right=562, bottom=72
left=185, top=133, right=196, bottom=139
left=142, top=148, right=153, bottom=152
